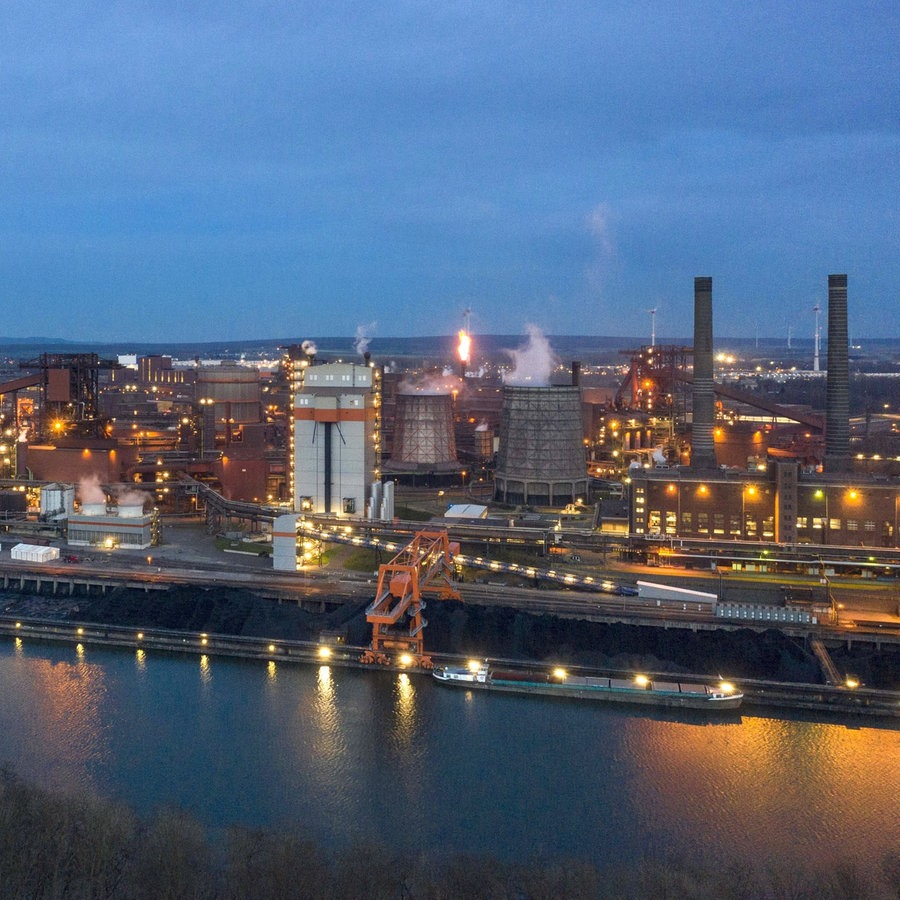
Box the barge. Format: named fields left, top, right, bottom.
left=433, top=661, right=743, bottom=710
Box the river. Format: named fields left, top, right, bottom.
left=0, top=637, right=897, bottom=875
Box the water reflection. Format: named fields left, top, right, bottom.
left=0, top=640, right=896, bottom=876
left=267, top=660, right=277, bottom=683
left=0, top=645, right=110, bottom=794
left=393, top=673, right=416, bottom=747
left=619, top=713, right=900, bottom=869
left=314, top=665, right=339, bottom=741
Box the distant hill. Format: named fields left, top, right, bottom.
left=0, top=334, right=898, bottom=366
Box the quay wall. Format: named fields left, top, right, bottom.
left=1, top=616, right=896, bottom=719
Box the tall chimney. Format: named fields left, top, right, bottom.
left=691, top=276, right=717, bottom=469
left=824, top=273, right=850, bottom=472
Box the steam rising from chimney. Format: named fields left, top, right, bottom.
left=77, top=474, right=106, bottom=506
left=115, top=488, right=147, bottom=508
left=354, top=322, right=376, bottom=357
left=503, top=325, right=558, bottom=386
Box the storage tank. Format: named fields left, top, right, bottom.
left=390, top=392, right=458, bottom=467
left=493, top=385, right=588, bottom=506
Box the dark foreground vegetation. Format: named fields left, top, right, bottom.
left=49, top=584, right=899, bottom=689
left=1, top=767, right=897, bottom=900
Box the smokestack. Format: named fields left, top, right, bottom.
left=691, top=276, right=717, bottom=469
left=571, top=361, right=581, bottom=387
left=825, top=274, right=850, bottom=473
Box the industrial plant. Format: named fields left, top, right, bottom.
left=0, top=272, right=896, bottom=561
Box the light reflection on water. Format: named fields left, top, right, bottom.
left=0, top=638, right=896, bottom=872
left=0, top=640, right=110, bottom=795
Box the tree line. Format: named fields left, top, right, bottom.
left=1, top=767, right=896, bottom=899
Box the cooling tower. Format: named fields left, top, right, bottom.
left=493, top=385, right=588, bottom=506
left=690, top=276, right=717, bottom=469
left=824, top=274, right=850, bottom=473
left=389, top=392, right=458, bottom=467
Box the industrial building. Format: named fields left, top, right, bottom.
left=628, top=274, right=900, bottom=549
left=292, top=360, right=379, bottom=516
left=67, top=500, right=155, bottom=550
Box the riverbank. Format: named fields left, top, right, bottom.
left=2, top=613, right=897, bottom=719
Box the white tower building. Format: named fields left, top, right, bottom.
left=293, top=362, right=378, bottom=516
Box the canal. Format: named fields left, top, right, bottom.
left=0, top=636, right=897, bottom=875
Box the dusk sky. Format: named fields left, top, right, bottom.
left=2, top=1, right=897, bottom=344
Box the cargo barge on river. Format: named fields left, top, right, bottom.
left=433, top=661, right=744, bottom=710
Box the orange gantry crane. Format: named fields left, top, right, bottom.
left=361, top=529, right=461, bottom=667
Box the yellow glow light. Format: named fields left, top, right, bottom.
left=635, top=674, right=650, bottom=688
left=318, top=645, right=332, bottom=659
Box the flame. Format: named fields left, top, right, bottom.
left=458, top=330, right=471, bottom=364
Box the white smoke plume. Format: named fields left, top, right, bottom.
left=353, top=322, right=377, bottom=357
left=77, top=474, right=107, bottom=506
left=115, top=488, right=148, bottom=509
left=301, top=339, right=317, bottom=357
left=502, top=324, right=558, bottom=386
left=398, top=370, right=463, bottom=396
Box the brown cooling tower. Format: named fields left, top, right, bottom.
left=390, top=392, right=458, bottom=467
left=824, top=273, right=850, bottom=473
left=690, top=276, right=717, bottom=469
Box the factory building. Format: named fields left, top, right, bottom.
left=628, top=274, right=900, bottom=549
left=629, top=463, right=899, bottom=548
left=293, top=361, right=378, bottom=516
left=67, top=501, right=155, bottom=550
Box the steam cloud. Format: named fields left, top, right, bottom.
left=353, top=322, right=377, bottom=357
left=301, top=340, right=317, bottom=357
left=502, top=324, right=558, bottom=386
left=77, top=474, right=107, bottom=506
left=398, top=369, right=463, bottom=396
left=115, top=488, right=147, bottom=509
